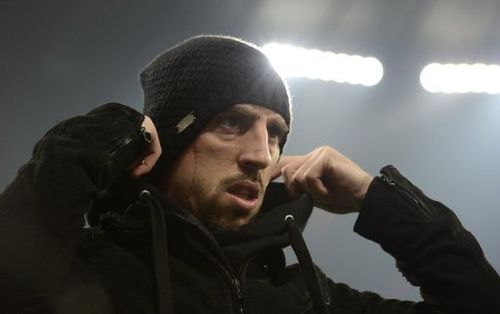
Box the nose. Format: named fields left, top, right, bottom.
left=238, top=122, right=272, bottom=172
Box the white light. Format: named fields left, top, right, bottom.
left=420, top=63, right=500, bottom=94
left=261, top=43, right=383, bottom=86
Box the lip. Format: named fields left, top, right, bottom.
left=226, top=181, right=261, bottom=211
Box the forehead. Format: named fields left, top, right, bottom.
left=222, top=104, right=286, bottom=122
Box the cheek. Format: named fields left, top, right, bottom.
left=260, top=153, right=280, bottom=185
left=191, top=142, right=232, bottom=191
left=195, top=138, right=239, bottom=171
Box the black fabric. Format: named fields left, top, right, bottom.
left=286, top=215, right=330, bottom=314
left=213, top=183, right=313, bottom=270
left=0, top=103, right=148, bottom=313
left=354, top=166, right=500, bottom=314
left=1, top=103, right=499, bottom=314
left=142, top=191, right=173, bottom=314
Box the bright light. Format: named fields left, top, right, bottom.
left=420, top=63, right=500, bottom=94
left=261, top=43, right=383, bottom=86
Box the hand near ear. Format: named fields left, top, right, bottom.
left=271, top=146, right=373, bottom=214
left=130, top=116, right=162, bottom=178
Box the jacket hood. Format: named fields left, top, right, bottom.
left=91, top=178, right=314, bottom=269
left=90, top=179, right=326, bottom=313
left=212, top=182, right=314, bottom=269
left=145, top=182, right=314, bottom=270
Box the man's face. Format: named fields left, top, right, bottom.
left=162, top=104, right=289, bottom=230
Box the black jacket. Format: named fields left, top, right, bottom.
left=1, top=103, right=499, bottom=314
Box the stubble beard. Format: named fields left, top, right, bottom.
left=194, top=174, right=263, bottom=231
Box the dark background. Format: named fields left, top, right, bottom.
left=2, top=0, right=500, bottom=301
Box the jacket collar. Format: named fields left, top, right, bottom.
left=211, top=182, right=314, bottom=269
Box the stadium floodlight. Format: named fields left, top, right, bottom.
left=261, top=43, right=383, bottom=86
left=420, top=63, right=500, bottom=94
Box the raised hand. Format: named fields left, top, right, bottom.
left=130, top=115, right=162, bottom=178
left=271, top=146, right=373, bottom=214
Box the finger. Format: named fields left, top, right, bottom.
left=269, top=161, right=283, bottom=181
left=276, top=155, right=301, bottom=169
left=131, top=116, right=163, bottom=178
left=285, top=162, right=311, bottom=199
left=301, top=170, right=329, bottom=198
left=143, top=138, right=162, bottom=166
left=270, top=155, right=301, bottom=181
left=286, top=177, right=302, bottom=199
left=131, top=160, right=148, bottom=178
left=131, top=143, right=162, bottom=178
left=287, top=151, right=327, bottom=198
left=128, top=158, right=143, bottom=177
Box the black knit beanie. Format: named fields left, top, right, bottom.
left=140, top=35, right=292, bottom=183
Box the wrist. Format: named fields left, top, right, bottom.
left=354, top=175, right=374, bottom=210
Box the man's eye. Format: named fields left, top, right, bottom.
left=219, top=115, right=243, bottom=131
left=268, top=125, right=286, bottom=142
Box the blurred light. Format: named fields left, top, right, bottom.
left=261, top=43, right=383, bottom=86
left=420, top=63, right=500, bottom=94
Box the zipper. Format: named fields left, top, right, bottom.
left=232, top=278, right=245, bottom=314
left=108, top=126, right=151, bottom=158
left=216, top=261, right=247, bottom=314
left=380, top=170, right=434, bottom=220
left=188, top=231, right=248, bottom=314
left=175, top=212, right=253, bottom=314
left=232, top=257, right=253, bottom=314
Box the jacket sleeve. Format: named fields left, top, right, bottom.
left=334, top=165, right=500, bottom=314
left=0, top=102, right=149, bottom=294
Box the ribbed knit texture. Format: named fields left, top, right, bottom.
left=140, top=35, right=291, bottom=182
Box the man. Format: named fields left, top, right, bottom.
left=0, top=35, right=499, bottom=314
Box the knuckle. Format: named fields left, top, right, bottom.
left=296, top=172, right=307, bottom=185
left=305, top=174, right=317, bottom=185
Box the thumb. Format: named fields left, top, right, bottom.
left=269, top=155, right=296, bottom=181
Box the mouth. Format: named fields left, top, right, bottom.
left=226, top=181, right=261, bottom=208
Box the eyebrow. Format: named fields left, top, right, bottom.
left=227, top=106, right=289, bottom=133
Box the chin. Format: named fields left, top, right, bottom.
left=205, top=213, right=255, bottom=231
left=199, top=195, right=262, bottom=231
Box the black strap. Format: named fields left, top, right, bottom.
left=141, top=190, right=174, bottom=314
left=285, top=215, right=330, bottom=314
